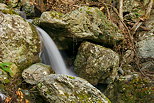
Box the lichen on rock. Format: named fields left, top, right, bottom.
left=38, top=6, right=124, bottom=46
left=37, top=74, right=111, bottom=103
left=74, top=41, right=119, bottom=85
left=0, top=11, right=41, bottom=70
left=22, top=63, right=55, bottom=85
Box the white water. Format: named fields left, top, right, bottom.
left=36, top=27, right=75, bottom=76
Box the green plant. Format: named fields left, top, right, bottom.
left=0, top=62, right=13, bottom=77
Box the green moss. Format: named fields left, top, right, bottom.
left=105, top=78, right=153, bottom=103
left=49, top=11, right=64, bottom=19
left=1, top=9, right=17, bottom=14
left=67, top=76, right=75, bottom=79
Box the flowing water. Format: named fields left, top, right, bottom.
left=36, top=27, right=75, bottom=76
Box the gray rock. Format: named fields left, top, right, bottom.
left=39, top=11, right=67, bottom=28
left=22, top=63, right=55, bottom=85
left=136, top=9, right=154, bottom=59
left=39, top=6, right=124, bottom=46
left=74, top=41, right=119, bottom=85
left=37, top=74, right=111, bottom=103
left=137, top=37, right=154, bottom=59
left=0, top=10, right=41, bottom=70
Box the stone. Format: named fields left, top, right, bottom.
left=39, top=11, right=67, bottom=28
left=137, top=37, right=154, bottom=59
left=38, top=6, right=124, bottom=46
left=22, top=63, right=55, bottom=85
left=0, top=10, right=41, bottom=70
left=4, top=0, right=20, bottom=8
left=37, top=74, right=111, bottom=103
left=21, top=2, right=35, bottom=18
left=74, top=41, right=119, bottom=85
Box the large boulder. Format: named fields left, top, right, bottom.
left=38, top=6, right=124, bottom=46
left=37, top=74, right=111, bottom=103
left=74, top=41, right=119, bottom=85
left=0, top=5, right=41, bottom=70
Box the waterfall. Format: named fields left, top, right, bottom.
left=36, top=27, right=75, bottom=76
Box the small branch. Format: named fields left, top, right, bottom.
left=145, top=0, right=153, bottom=19
left=131, top=0, right=153, bottom=35
left=119, top=0, right=123, bottom=29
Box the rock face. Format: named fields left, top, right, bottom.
left=74, top=41, right=119, bottom=85
left=37, top=74, right=111, bottom=103
left=38, top=6, right=124, bottom=46
left=0, top=6, right=41, bottom=70
left=22, top=63, right=55, bottom=85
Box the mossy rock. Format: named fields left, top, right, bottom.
left=74, top=41, right=119, bottom=85
left=37, top=74, right=111, bottom=103
left=0, top=3, right=17, bottom=14
left=39, top=6, right=124, bottom=46
left=0, top=12, right=41, bottom=71
left=104, top=77, right=154, bottom=103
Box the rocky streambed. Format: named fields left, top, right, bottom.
left=0, top=1, right=154, bottom=103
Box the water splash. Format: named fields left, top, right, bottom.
left=36, top=27, right=75, bottom=76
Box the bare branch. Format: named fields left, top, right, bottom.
left=119, top=0, right=123, bottom=29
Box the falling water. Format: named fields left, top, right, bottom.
left=36, top=27, right=75, bottom=76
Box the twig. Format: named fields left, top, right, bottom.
left=145, top=0, right=153, bottom=19
left=131, top=0, right=153, bottom=35
left=119, top=0, right=123, bottom=29
left=100, top=2, right=147, bottom=76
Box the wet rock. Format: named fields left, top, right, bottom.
left=39, top=6, right=124, bottom=46
left=22, top=63, right=55, bottom=85
left=37, top=74, right=111, bottom=103
left=74, top=41, right=119, bottom=85
left=0, top=10, right=41, bottom=70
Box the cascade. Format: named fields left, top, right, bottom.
left=36, top=27, right=75, bottom=76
